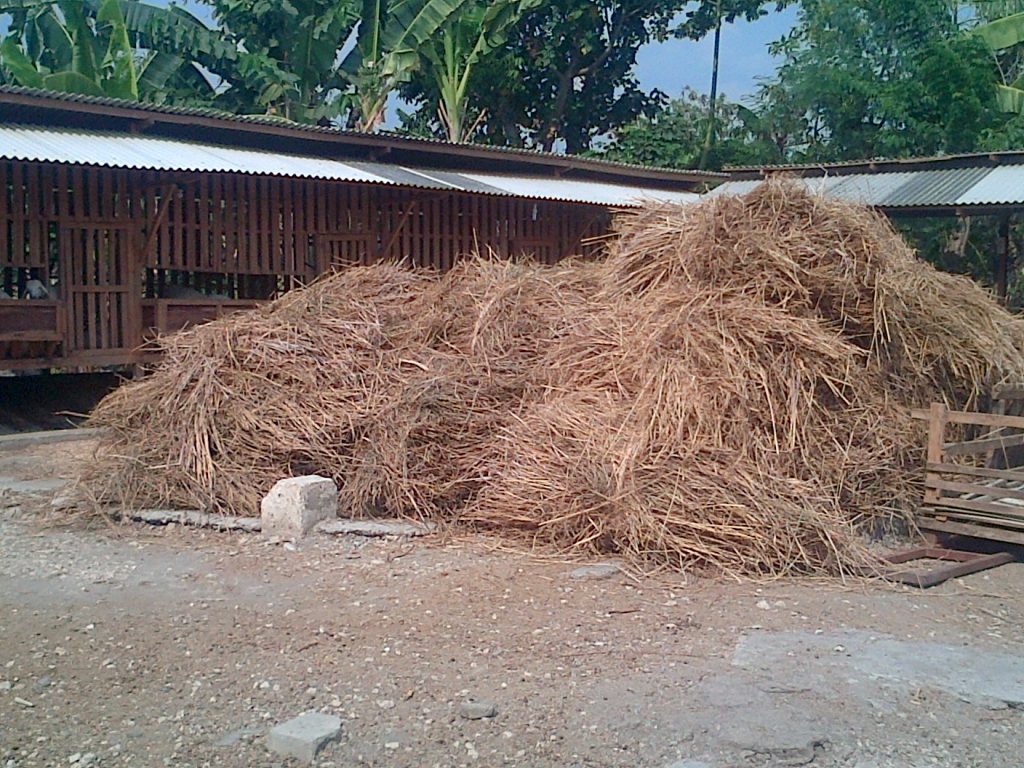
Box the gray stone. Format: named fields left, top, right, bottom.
left=266, top=712, right=342, bottom=763
left=666, top=762, right=714, bottom=768
left=459, top=700, right=498, bottom=720
left=317, top=519, right=435, bottom=538
left=260, top=475, right=337, bottom=540
left=569, top=561, right=623, bottom=580
left=33, top=676, right=51, bottom=692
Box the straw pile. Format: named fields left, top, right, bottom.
left=77, top=180, right=1024, bottom=577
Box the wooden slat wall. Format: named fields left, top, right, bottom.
left=3, top=160, right=616, bottom=366
left=139, top=177, right=603, bottom=274
left=2, top=162, right=609, bottom=277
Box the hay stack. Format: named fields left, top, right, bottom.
left=77, top=180, right=1024, bottom=577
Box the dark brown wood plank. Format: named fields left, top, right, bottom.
left=919, top=515, right=1024, bottom=545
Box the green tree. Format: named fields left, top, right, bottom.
left=406, top=0, right=539, bottom=142
left=755, top=0, right=1000, bottom=161
left=594, top=89, right=782, bottom=169
left=454, top=0, right=689, bottom=152
left=339, top=0, right=476, bottom=130
left=673, top=0, right=789, bottom=168
left=209, top=0, right=360, bottom=122
left=0, top=0, right=224, bottom=102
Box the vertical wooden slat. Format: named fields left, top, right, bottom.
left=11, top=164, right=24, bottom=267
left=924, top=402, right=949, bottom=506
left=199, top=174, right=211, bottom=270
left=0, top=162, right=8, bottom=266
left=282, top=179, right=294, bottom=274
left=210, top=174, right=223, bottom=273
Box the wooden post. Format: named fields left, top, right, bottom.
left=923, top=402, right=949, bottom=506
left=995, top=214, right=1010, bottom=302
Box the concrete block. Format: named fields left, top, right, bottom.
left=267, top=712, right=342, bottom=763
left=261, top=475, right=337, bottom=540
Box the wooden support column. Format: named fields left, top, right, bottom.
left=995, top=213, right=1010, bottom=302
left=923, top=402, right=949, bottom=507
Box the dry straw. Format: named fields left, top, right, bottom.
left=77, top=180, right=1024, bottom=577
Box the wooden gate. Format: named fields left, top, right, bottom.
left=61, top=224, right=140, bottom=360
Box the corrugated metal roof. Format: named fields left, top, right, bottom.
left=461, top=173, right=698, bottom=207
left=0, top=84, right=721, bottom=182
left=0, top=124, right=699, bottom=208
left=822, top=172, right=918, bottom=204
left=955, top=165, right=1024, bottom=205
left=710, top=164, right=1024, bottom=209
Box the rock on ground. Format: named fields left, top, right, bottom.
left=260, top=475, right=337, bottom=540
left=266, top=712, right=342, bottom=763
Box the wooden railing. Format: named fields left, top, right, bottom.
left=141, top=298, right=264, bottom=337
left=915, top=402, right=1024, bottom=545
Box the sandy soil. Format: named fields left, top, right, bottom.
left=1, top=439, right=1022, bottom=768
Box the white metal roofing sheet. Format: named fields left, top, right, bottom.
left=0, top=124, right=698, bottom=208
left=461, top=173, right=700, bottom=207
left=0, top=124, right=391, bottom=183
left=712, top=165, right=1024, bottom=209
left=954, top=166, right=1024, bottom=205
left=822, top=172, right=918, bottom=204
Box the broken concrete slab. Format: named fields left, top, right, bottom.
left=569, top=561, right=624, bottom=580
left=316, top=519, right=435, bottom=538
left=0, top=477, right=66, bottom=495
left=0, top=428, right=105, bottom=452
left=734, top=629, right=1024, bottom=708
left=266, top=712, right=342, bottom=763
left=127, top=509, right=262, bottom=532
left=261, top=475, right=337, bottom=540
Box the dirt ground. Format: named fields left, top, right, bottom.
left=1, top=439, right=1023, bottom=768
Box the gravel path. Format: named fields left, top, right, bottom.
left=1, top=441, right=1023, bottom=767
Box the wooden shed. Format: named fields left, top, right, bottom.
left=0, top=87, right=715, bottom=373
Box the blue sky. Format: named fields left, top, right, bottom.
left=637, top=6, right=798, bottom=101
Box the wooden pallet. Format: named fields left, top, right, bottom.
left=915, top=402, right=1024, bottom=546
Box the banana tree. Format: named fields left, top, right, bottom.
left=419, top=0, right=538, bottom=142
left=342, top=0, right=475, bottom=131
left=973, top=12, right=1024, bottom=113
left=208, top=0, right=358, bottom=123
left=0, top=0, right=223, bottom=101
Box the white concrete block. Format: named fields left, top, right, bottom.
left=266, top=712, right=342, bottom=763
left=260, top=475, right=337, bottom=540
